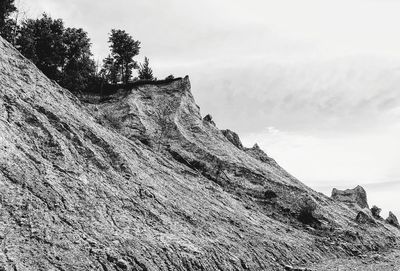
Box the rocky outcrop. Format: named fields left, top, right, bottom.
left=331, top=185, right=369, bottom=209
left=221, top=129, right=244, bottom=150
left=1, top=36, right=400, bottom=270
left=356, top=209, right=376, bottom=224
left=244, top=143, right=278, bottom=165
left=203, top=114, right=215, bottom=126
left=387, top=212, right=400, bottom=228
left=371, top=205, right=382, bottom=219
left=296, top=195, right=320, bottom=226
left=220, top=131, right=278, bottom=167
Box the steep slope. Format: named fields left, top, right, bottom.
left=0, top=37, right=399, bottom=271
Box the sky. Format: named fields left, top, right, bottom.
left=17, top=0, right=400, bottom=215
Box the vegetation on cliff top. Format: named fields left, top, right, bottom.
left=0, top=1, right=158, bottom=94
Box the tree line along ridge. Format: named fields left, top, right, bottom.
left=0, top=0, right=168, bottom=95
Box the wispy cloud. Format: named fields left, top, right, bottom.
left=187, top=57, right=400, bottom=135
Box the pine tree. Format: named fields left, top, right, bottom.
left=138, top=57, right=154, bottom=80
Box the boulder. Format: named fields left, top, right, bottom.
left=386, top=212, right=400, bottom=228
left=297, top=195, right=320, bottom=225
left=331, top=185, right=369, bottom=209
left=221, top=129, right=244, bottom=150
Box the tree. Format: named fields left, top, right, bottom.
left=0, top=18, right=18, bottom=43
left=138, top=57, right=154, bottom=80
left=0, top=0, right=17, bottom=43
left=100, top=55, right=118, bottom=84
left=106, top=29, right=140, bottom=84
left=17, top=14, right=66, bottom=80
left=60, top=27, right=96, bottom=92
left=16, top=14, right=96, bottom=92
left=0, top=0, right=16, bottom=27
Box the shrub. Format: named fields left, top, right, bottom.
left=165, top=75, right=175, bottom=80
left=298, top=196, right=318, bottom=225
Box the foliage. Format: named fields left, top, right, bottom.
left=60, top=27, right=96, bottom=92
left=165, top=75, right=175, bottom=80
left=138, top=57, right=154, bottom=80
left=0, top=0, right=17, bottom=43
left=16, top=14, right=96, bottom=92
left=104, top=29, right=141, bottom=84
left=0, top=0, right=16, bottom=26
left=100, top=55, right=118, bottom=84
left=2, top=10, right=159, bottom=94
left=0, top=18, right=17, bottom=43
left=17, top=14, right=66, bottom=80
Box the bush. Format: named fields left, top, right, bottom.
left=298, top=195, right=318, bottom=225
left=84, top=75, right=104, bottom=94
left=165, top=75, right=175, bottom=80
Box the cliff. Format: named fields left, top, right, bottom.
left=0, top=37, right=399, bottom=271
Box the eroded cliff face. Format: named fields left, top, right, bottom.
left=0, top=37, right=399, bottom=271
left=332, top=186, right=369, bottom=209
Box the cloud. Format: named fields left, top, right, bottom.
left=18, top=0, right=400, bottom=60
left=185, top=57, right=400, bottom=135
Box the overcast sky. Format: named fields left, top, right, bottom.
left=18, top=0, right=400, bottom=215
